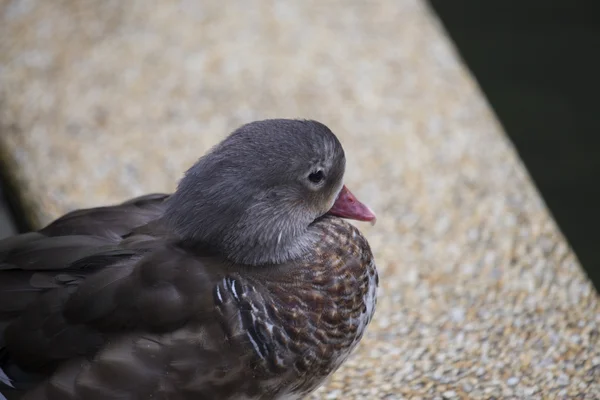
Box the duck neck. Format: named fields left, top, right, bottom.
left=166, top=196, right=321, bottom=266
left=214, top=210, right=321, bottom=266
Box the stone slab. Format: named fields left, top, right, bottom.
left=0, top=0, right=598, bottom=398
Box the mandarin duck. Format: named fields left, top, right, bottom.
left=0, top=119, right=378, bottom=400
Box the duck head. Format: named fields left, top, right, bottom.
left=165, top=119, right=375, bottom=265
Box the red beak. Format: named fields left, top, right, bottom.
left=327, top=185, right=376, bottom=224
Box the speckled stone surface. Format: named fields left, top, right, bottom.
left=1, top=0, right=598, bottom=398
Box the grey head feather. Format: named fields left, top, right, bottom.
left=164, top=119, right=346, bottom=265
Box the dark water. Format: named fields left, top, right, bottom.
left=429, top=0, right=600, bottom=291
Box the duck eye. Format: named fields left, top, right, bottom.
left=308, top=170, right=325, bottom=184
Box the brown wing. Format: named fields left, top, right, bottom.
left=0, top=194, right=177, bottom=389
left=38, top=194, right=170, bottom=239
left=0, top=194, right=170, bottom=324
left=9, top=254, right=272, bottom=400
left=4, top=243, right=218, bottom=369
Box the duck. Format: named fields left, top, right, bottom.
left=0, top=119, right=378, bottom=400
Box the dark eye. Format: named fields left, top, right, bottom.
left=308, top=170, right=325, bottom=184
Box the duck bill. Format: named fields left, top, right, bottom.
left=327, top=185, right=377, bottom=224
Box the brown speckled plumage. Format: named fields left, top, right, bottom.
left=220, top=217, right=378, bottom=397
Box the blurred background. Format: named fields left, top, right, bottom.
left=2, top=0, right=598, bottom=288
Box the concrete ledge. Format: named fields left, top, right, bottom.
left=1, top=0, right=598, bottom=398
